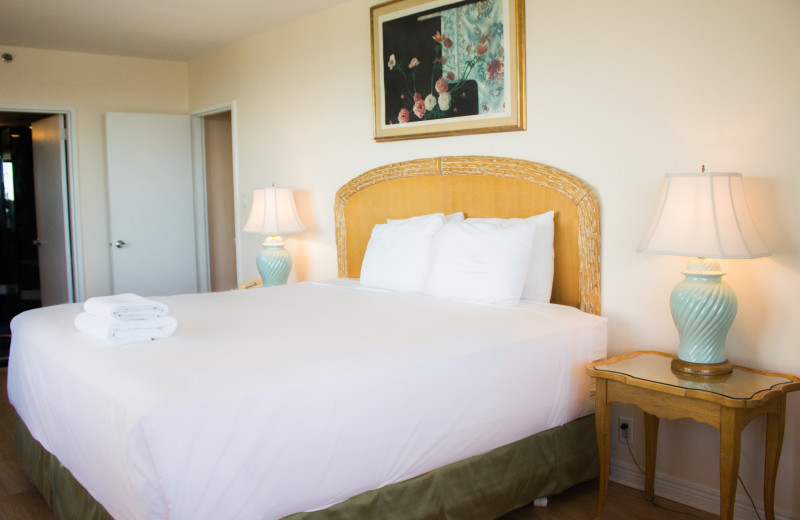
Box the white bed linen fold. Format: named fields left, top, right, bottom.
left=8, top=280, right=606, bottom=520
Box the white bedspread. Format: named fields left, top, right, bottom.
left=8, top=280, right=607, bottom=520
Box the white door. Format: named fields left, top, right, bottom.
left=105, top=112, right=198, bottom=296
left=31, top=115, right=73, bottom=306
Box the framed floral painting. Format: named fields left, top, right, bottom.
left=370, top=0, right=526, bottom=141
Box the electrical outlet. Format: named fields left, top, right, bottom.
left=617, top=417, right=633, bottom=445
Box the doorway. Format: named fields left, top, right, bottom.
left=191, top=105, right=239, bottom=292
left=202, top=111, right=237, bottom=291
left=1, top=118, right=39, bottom=365
left=0, top=109, right=78, bottom=365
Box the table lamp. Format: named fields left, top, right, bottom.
left=638, top=172, right=770, bottom=376
left=243, top=186, right=305, bottom=286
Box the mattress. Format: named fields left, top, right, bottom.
left=8, top=279, right=607, bottom=520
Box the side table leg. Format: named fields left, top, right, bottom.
left=644, top=412, right=659, bottom=501
left=764, top=395, right=786, bottom=520
left=720, top=408, right=742, bottom=520
left=594, top=380, right=611, bottom=519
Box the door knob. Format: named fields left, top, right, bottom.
left=32, top=238, right=42, bottom=246
left=113, top=240, right=127, bottom=248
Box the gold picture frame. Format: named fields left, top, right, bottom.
left=370, top=0, right=526, bottom=142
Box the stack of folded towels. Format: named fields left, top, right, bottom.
left=74, top=293, right=178, bottom=346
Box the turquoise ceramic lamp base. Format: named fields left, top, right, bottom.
left=669, top=258, right=737, bottom=376
left=255, top=235, right=293, bottom=287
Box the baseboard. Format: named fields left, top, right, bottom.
left=610, top=459, right=794, bottom=520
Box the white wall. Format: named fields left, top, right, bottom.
left=0, top=46, right=189, bottom=298
left=188, top=0, right=800, bottom=516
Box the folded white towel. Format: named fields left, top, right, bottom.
left=74, top=312, right=178, bottom=346
left=84, top=293, right=169, bottom=320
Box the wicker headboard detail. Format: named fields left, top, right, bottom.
left=334, top=156, right=601, bottom=315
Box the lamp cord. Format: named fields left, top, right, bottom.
left=624, top=434, right=762, bottom=520
left=737, top=474, right=763, bottom=520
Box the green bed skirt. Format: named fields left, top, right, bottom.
left=14, top=411, right=115, bottom=520
left=14, top=411, right=597, bottom=520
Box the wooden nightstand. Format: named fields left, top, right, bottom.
left=586, top=351, right=800, bottom=520
left=238, top=279, right=263, bottom=289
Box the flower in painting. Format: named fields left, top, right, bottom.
left=408, top=57, right=420, bottom=68
left=444, top=38, right=453, bottom=49
left=413, top=92, right=422, bottom=102
left=398, top=108, right=410, bottom=123
left=476, top=35, right=490, bottom=56
left=413, top=98, right=427, bottom=119
left=387, top=54, right=396, bottom=70
left=446, top=71, right=456, bottom=81
left=487, top=59, right=503, bottom=79
left=435, top=77, right=449, bottom=94
left=424, top=94, right=437, bottom=111
left=432, top=31, right=446, bottom=43
left=438, top=92, right=451, bottom=111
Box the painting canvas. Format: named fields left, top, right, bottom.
left=371, top=0, right=525, bottom=141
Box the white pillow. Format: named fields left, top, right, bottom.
left=424, top=220, right=536, bottom=306
left=466, top=211, right=554, bottom=303
left=360, top=213, right=447, bottom=292
left=388, top=212, right=464, bottom=223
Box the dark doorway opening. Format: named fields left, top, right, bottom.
left=1, top=113, right=49, bottom=366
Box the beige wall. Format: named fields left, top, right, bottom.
left=0, top=45, right=189, bottom=297
left=188, top=0, right=800, bottom=516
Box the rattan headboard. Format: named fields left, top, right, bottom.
left=334, top=156, right=601, bottom=315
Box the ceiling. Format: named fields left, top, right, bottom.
left=0, top=0, right=351, bottom=61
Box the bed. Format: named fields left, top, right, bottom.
left=8, top=156, right=605, bottom=520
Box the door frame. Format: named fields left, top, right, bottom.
left=0, top=103, right=83, bottom=302
left=190, top=101, right=242, bottom=291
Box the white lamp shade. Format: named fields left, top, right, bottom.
left=243, top=187, right=305, bottom=236
left=638, top=173, right=769, bottom=259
